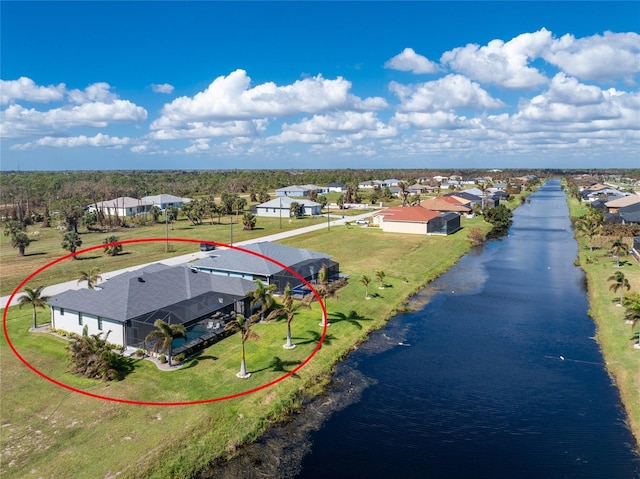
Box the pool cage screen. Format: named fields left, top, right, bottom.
left=125, top=291, right=247, bottom=348
left=270, top=259, right=340, bottom=293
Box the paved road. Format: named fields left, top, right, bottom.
left=0, top=211, right=375, bottom=309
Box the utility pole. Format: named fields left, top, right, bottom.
left=165, top=206, right=169, bottom=252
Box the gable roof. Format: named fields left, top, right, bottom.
left=92, top=197, right=153, bottom=209
left=375, top=205, right=440, bottom=223
left=420, top=198, right=471, bottom=212
left=257, top=197, right=321, bottom=208
left=190, top=242, right=331, bottom=276
left=605, top=194, right=640, bottom=208
left=47, top=264, right=257, bottom=323
left=142, top=194, right=191, bottom=204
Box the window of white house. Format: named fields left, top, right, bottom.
left=60, top=308, right=65, bottom=315
left=97, top=317, right=103, bottom=330
left=78, top=313, right=83, bottom=326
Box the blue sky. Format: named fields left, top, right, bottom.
left=1, top=1, right=639, bottom=171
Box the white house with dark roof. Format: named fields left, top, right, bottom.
left=47, top=264, right=257, bottom=350
left=141, top=194, right=192, bottom=210
left=190, top=242, right=340, bottom=294
left=255, top=196, right=322, bottom=217
left=88, top=197, right=153, bottom=217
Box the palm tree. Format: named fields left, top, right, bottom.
left=11, top=231, right=31, bottom=256
left=267, top=283, right=310, bottom=349
left=376, top=270, right=386, bottom=289
left=78, top=268, right=102, bottom=289
left=398, top=182, right=410, bottom=207
left=242, top=212, right=257, bottom=230
left=149, top=205, right=161, bottom=224
left=361, top=274, right=372, bottom=299
left=67, top=325, right=130, bottom=381
left=608, top=271, right=631, bottom=304
left=226, top=313, right=259, bottom=378
left=103, top=235, right=123, bottom=256
left=574, top=215, right=602, bottom=251
left=251, top=280, right=277, bottom=322
left=61, top=231, right=82, bottom=259
left=145, top=319, right=187, bottom=367
left=610, top=237, right=629, bottom=267
left=17, top=285, right=51, bottom=329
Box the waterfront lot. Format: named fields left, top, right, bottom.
left=1, top=217, right=489, bottom=478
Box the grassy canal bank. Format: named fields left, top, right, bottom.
left=1, top=213, right=496, bottom=478
left=568, top=198, right=640, bottom=449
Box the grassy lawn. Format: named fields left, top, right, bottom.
left=0, top=214, right=330, bottom=297
left=1, top=214, right=493, bottom=479
left=569, top=198, right=640, bottom=448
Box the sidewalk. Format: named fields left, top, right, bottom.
left=1, top=211, right=375, bottom=309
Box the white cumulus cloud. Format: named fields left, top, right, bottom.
left=11, top=133, right=131, bottom=150
left=543, top=31, right=640, bottom=82
left=441, top=29, right=553, bottom=89
left=390, top=74, right=505, bottom=112
left=1, top=77, right=66, bottom=104
left=1, top=100, right=147, bottom=138
left=384, top=48, right=439, bottom=74
left=151, top=83, right=175, bottom=94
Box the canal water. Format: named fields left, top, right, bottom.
left=202, top=180, right=640, bottom=478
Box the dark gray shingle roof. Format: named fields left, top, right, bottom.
left=47, top=264, right=257, bottom=323
left=191, top=242, right=330, bottom=276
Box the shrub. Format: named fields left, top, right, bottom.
left=158, top=354, right=167, bottom=363
left=135, top=349, right=145, bottom=357
left=175, top=353, right=186, bottom=362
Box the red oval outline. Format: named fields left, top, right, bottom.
left=3, top=238, right=327, bottom=406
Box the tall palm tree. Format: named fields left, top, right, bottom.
left=610, top=237, right=629, bottom=267
left=267, top=283, right=310, bottom=349
left=149, top=205, right=161, bottom=224
left=608, top=271, right=631, bottom=304
left=376, top=270, right=386, bottom=289
left=251, top=280, right=277, bottom=322
left=18, top=285, right=51, bottom=329
left=398, top=182, right=410, bottom=207
left=78, top=268, right=102, bottom=289
left=145, top=319, right=187, bottom=367
left=574, top=216, right=602, bottom=251
left=226, top=313, right=259, bottom=378
left=361, top=274, right=372, bottom=299
left=61, top=231, right=82, bottom=259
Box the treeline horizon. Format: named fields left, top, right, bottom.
left=0, top=168, right=637, bottom=216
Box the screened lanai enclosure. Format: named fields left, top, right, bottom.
left=125, top=291, right=252, bottom=354
left=270, top=258, right=340, bottom=294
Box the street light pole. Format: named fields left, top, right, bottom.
left=165, top=207, right=169, bottom=252
left=229, top=213, right=233, bottom=246
left=327, top=202, right=330, bottom=231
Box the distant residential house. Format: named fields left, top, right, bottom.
left=275, top=185, right=311, bottom=197
left=47, top=264, right=257, bottom=351
left=619, top=203, right=640, bottom=224
left=384, top=179, right=402, bottom=187
left=275, top=184, right=327, bottom=197
left=141, top=194, right=192, bottom=210
left=605, top=194, right=640, bottom=214
left=327, top=182, right=345, bottom=193
left=359, top=180, right=385, bottom=189
left=420, top=197, right=471, bottom=214
left=190, top=242, right=340, bottom=294
left=408, top=184, right=436, bottom=195
left=88, top=196, right=153, bottom=217
left=373, top=205, right=461, bottom=235
left=255, top=196, right=322, bottom=217
left=443, top=191, right=482, bottom=208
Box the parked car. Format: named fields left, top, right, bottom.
left=355, top=219, right=370, bottom=225
left=200, top=243, right=216, bottom=251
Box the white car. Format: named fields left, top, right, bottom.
left=355, top=219, right=370, bottom=225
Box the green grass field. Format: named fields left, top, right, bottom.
left=1, top=213, right=492, bottom=478
left=569, top=198, right=640, bottom=447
